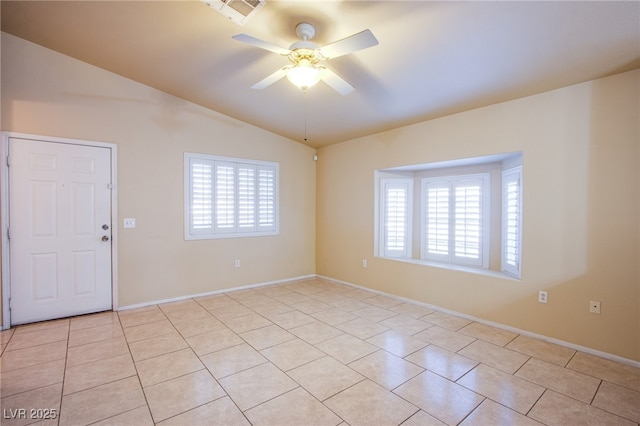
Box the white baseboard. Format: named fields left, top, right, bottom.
left=317, top=275, right=640, bottom=369
left=117, top=272, right=639, bottom=368
left=117, top=274, right=316, bottom=312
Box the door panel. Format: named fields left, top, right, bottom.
left=73, top=250, right=96, bottom=295
left=32, top=253, right=58, bottom=300
left=9, top=138, right=112, bottom=325
left=73, top=182, right=96, bottom=235
left=31, top=181, right=57, bottom=237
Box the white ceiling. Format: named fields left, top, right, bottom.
left=2, top=1, right=639, bottom=148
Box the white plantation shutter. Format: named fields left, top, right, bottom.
left=385, top=186, right=407, bottom=253
left=215, top=162, right=236, bottom=233
left=189, top=158, right=213, bottom=234
left=424, top=183, right=449, bottom=260
left=502, top=166, right=522, bottom=277
left=453, top=179, right=483, bottom=265
left=185, top=153, right=278, bottom=239
left=422, top=174, right=489, bottom=267
left=258, top=167, right=276, bottom=231
left=238, top=165, right=256, bottom=231
left=381, top=179, right=412, bottom=258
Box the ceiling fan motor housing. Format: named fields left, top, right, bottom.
left=289, top=23, right=320, bottom=64
left=289, top=40, right=318, bottom=52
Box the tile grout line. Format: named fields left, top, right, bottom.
left=116, top=309, right=156, bottom=425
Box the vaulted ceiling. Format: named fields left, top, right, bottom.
left=2, top=1, right=639, bottom=148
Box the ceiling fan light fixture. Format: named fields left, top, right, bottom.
left=286, top=61, right=320, bottom=90
left=233, top=22, right=378, bottom=95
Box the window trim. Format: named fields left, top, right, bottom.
left=184, top=152, right=279, bottom=240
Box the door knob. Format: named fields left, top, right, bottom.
left=102, top=235, right=110, bottom=242
left=102, top=224, right=109, bottom=230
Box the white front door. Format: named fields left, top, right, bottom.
left=9, top=137, right=113, bottom=325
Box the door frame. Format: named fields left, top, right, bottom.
left=1, top=132, right=119, bottom=329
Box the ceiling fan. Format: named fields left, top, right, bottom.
left=232, top=23, right=378, bottom=95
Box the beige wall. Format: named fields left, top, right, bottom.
left=317, top=70, right=640, bottom=362
left=0, top=33, right=316, bottom=320
left=2, top=32, right=639, bottom=362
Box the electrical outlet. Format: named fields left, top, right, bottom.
left=362, top=259, right=367, bottom=268
left=589, top=300, right=601, bottom=314
left=235, top=259, right=240, bottom=268
left=123, top=218, right=136, bottom=228
left=538, top=290, right=548, bottom=304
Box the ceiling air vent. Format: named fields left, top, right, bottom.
left=202, top=0, right=265, bottom=26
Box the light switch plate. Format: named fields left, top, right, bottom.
left=124, top=218, right=136, bottom=229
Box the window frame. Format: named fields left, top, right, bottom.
left=184, top=152, right=279, bottom=240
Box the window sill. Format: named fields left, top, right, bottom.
left=376, top=256, right=520, bottom=282
left=185, top=230, right=279, bottom=241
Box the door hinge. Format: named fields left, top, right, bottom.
left=6, top=227, right=9, bottom=240
left=6, top=155, right=10, bottom=167
left=8, top=297, right=11, bottom=311
left=108, top=183, right=113, bottom=190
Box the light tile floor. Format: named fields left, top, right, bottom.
left=1, top=278, right=639, bottom=425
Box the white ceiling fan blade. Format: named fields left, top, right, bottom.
left=251, top=67, right=289, bottom=90
left=319, top=29, right=378, bottom=59
left=319, top=68, right=354, bottom=95
left=232, top=34, right=291, bottom=56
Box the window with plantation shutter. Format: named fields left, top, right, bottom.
left=375, top=153, right=522, bottom=279
left=502, top=166, right=522, bottom=277
left=380, top=179, right=412, bottom=258
left=422, top=174, right=489, bottom=268
left=185, top=153, right=278, bottom=240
